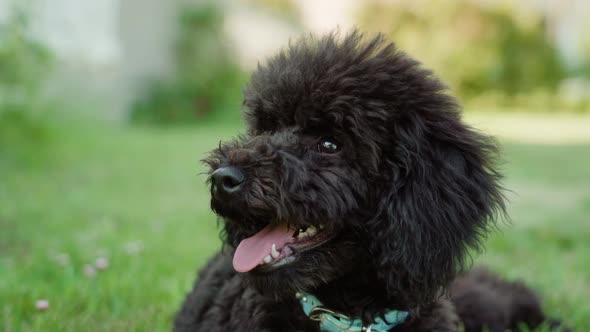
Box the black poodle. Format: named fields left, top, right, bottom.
left=174, top=31, right=566, bottom=332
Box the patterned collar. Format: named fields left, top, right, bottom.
left=296, top=292, right=409, bottom=332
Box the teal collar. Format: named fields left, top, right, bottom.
left=296, top=292, right=409, bottom=332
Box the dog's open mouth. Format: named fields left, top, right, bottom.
left=232, top=223, right=334, bottom=273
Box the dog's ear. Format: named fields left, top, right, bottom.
left=367, top=104, right=505, bottom=308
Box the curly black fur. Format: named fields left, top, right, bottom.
left=174, top=31, right=567, bottom=332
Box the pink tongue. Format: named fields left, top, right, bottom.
left=233, top=223, right=294, bottom=273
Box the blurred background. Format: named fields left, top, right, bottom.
left=1, top=0, right=589, bottom=330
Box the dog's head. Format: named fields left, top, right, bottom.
left=205, top=31, right=505, bottom=307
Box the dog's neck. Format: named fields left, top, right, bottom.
left=310, top=263, right=395, bottom=321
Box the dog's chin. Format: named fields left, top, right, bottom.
left=241, top=262, right=321, bottom=300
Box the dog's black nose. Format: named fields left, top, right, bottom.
left=211, top=167, right=245, bottom=195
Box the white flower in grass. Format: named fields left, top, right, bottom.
left=49, top=252, right=70, bottom=266
left=83, top=264, right=97, bottom=277
left=35, top=299, right=49, bottom=311
left=124, top=241, right=144, bottom=255
left=95, top=257, right=109, bottom=270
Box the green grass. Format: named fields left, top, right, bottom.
left=1, top=116, right=589, bottom=331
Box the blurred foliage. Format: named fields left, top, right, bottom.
left=130, top=3, right=246, bottom=125
left=359, top=1, right=590, bottom=111
left=0, top=9, right=56, bottom=164
left=242, top=0, right=301, bottom=25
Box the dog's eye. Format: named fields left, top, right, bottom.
left=317, top=137, right=340, bottom=154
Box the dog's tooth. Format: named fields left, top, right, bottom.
left=307, top=226, right=317, bottom=235
left=264, top=255, right=272, bottom=263
left=297, top=231, right=307, bottom=238
left=319, top=224, right=325, bottom=230
left=271, top=244, right=279, bottom=258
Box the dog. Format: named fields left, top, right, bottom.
left=174, top=31, right=566, bottom=332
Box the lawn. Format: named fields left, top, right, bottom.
left=1, top=114, right=589, bottom=331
